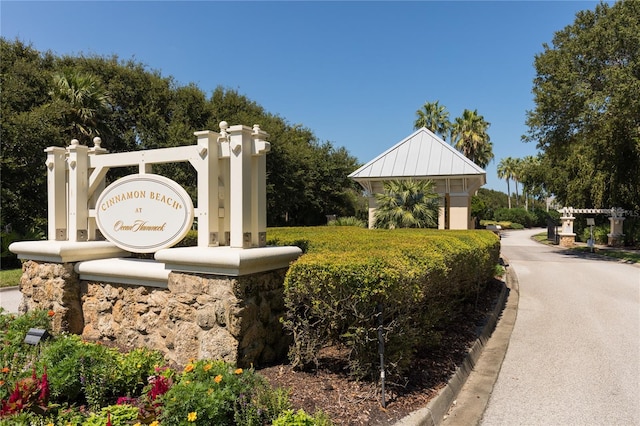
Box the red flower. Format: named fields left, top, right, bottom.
left=106, top=411, right=112, bottom=426
left=39, top=366, right=49, bottom=404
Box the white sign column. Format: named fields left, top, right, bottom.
left=193, top=130, right=223, bottom=247
left=227, top=123, right=254, bottom=248
left=45, top=146, right=67, bottom=240
left=251, top=124, right=270, bottom=247
left=67, top=140, right=89, bottom=242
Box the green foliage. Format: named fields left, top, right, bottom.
left=159, top=360, right=287, bottom=426
left=269, top=227, right=500, bottom=379
left=525, top=1, right=640, bottom=211
left=82, top=404, right=139, bottom=426
left=114, top=347, right=166, bottom=398
left=414, top=100, right=450, bottom=139
left=373, top=179, right=440, bottom=229
left=581, top=224, right=610, bottom=245
left=493, top=208, right=536, bottom=228
left=0, top=309, right=52, bottom=402
left=0, top=269, right=21, bottom=288
left=1, top=312, right=298, bottom=424
left=472, top=188, right=509, bottom=222
left=272, top=408, right=333, bottom=426
left=36, top=335, right=121, bottom=409
left=35, top=335, right=165, bottom=411
left=327, top=216, right=366, bottom=227
left=451, top=109, right=494, bottom=168
left=1, top=38, right=364, bottom=243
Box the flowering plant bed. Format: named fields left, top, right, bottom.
left=0, top=309, right=330, bottom=425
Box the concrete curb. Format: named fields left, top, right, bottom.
left=394, top=257, right=519, bottom=426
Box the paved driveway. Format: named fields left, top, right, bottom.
left=481, top=228, right=640, bottom=425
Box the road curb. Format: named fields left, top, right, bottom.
left=394, top=256, right=519, bottom=426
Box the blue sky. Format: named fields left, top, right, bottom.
left=2, top=1, right=602, bottom=192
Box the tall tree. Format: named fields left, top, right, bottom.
left=414, top=100, right=450, bottom=140
left=512, top=157, right=522, bottom=207
left=450, top=109, right=494, bottom=168
left=497, top=157, right=516, bottom=209
left=524, top=0, right=640, bottom=210
left=373, top=179, right=440, bottom=229
left=49, top=71, right=111, bottom=144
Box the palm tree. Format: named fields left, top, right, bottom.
left=519, top=156, right=540, bottom=210
left=50, top=71, right=110, bottom=144
left=450, top=109, right=493, bottom=168
left=512, top=157, right=522, bottom=207
left=497, top=157, right=516, bottom=209
left=414, top=101, right=450, bottom=140
left=373, top=179, right=440, bottom=229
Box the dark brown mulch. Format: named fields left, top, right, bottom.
left=257, top=278, right=505, bottom=425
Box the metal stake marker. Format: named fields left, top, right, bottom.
left=377, top=302, right=386, bottom=408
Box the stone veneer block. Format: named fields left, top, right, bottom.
left=9, top=241, right=130, bottom=263
left=155, top=246, right=302, bottom=276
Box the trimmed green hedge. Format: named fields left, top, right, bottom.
left=267, top=227, right=500, bottom=379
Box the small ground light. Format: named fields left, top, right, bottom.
left=24, top=328, right=50, bottom=345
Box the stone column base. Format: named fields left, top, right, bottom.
left=559, top=235, right=576, bottom=247
left=608, top=234, right=624, bottom=247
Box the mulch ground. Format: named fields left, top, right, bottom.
left=257, top=277, right=505, bottom=425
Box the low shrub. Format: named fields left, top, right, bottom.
left=269, top=227, right=500, bottom=380
left=327, top=216, right=366, bottom=227
left=273, top=408, right=333, bottom=426
left=581, top=224, right=610, bottom=245
left=158, top=360, right=289, bottom=425
left=493, top=208, right=535, bottom=228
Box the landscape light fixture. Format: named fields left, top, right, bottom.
left=24, top=328, right=50, bottom=345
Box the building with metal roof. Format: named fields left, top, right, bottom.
left=348, top=127, right=486, bottom=229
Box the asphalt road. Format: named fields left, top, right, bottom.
left=0, top=286, right=21, bottom=313
left=480, top=228, right=640, bottom=426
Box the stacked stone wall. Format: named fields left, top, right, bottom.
left=19, top=260, right=84, bottom=334
left=18, top=261, right=291, bottom=368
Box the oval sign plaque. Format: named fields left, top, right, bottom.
left=95, top=174, right=194, bottom=253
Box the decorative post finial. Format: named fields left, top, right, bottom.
left=70, top=139, right=79, bottom=146
left=93, top=137, right=102, bottom=149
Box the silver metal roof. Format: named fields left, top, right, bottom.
left=348, top=127, right=486, bottom=180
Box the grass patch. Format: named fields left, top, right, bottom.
left=572, top=247, right=640, bottom=264
left=0, top=268, right=21, bottom=288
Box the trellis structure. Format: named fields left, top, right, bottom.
left=557, top=207, right=630, bottom=247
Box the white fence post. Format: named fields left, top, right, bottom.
left=194, top=130, right=222, bottom=247
left=228, top=124, right=253, bottom=248
left=67, top=139, right=89, bottom=241
left=45, top=146, right=67, bottom=240
left=251, top=124, right=270, bottom=247
left=88, top=137, right=108, bottom=241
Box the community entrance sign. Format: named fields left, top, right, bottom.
left=95, top=174, right=194, bottom=253
left=558, top=207, right=629, bottom=247
left=10, top=121, right=302, bottom=279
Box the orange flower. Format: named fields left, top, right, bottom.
left=214, top=375, right=223, bottom=383
left=234, top=368, right=243, bottom=375
left=47, top=310, right=55, bottom=317
left=203, top=363, right=212, bottom=372
left=1, top=367, right=9, bottom=374
left=184, top=364, right=194, bottom=373
left=0, top=380, right=5, bottom=386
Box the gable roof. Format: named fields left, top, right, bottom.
left=348, top=127, right=486, bottom=180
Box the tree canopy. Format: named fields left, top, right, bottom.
left=0, top=38, right=364, bottom=239
left=414, top=101, right=493, bottom=169
left=524, top=0, right=640, bottom=211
